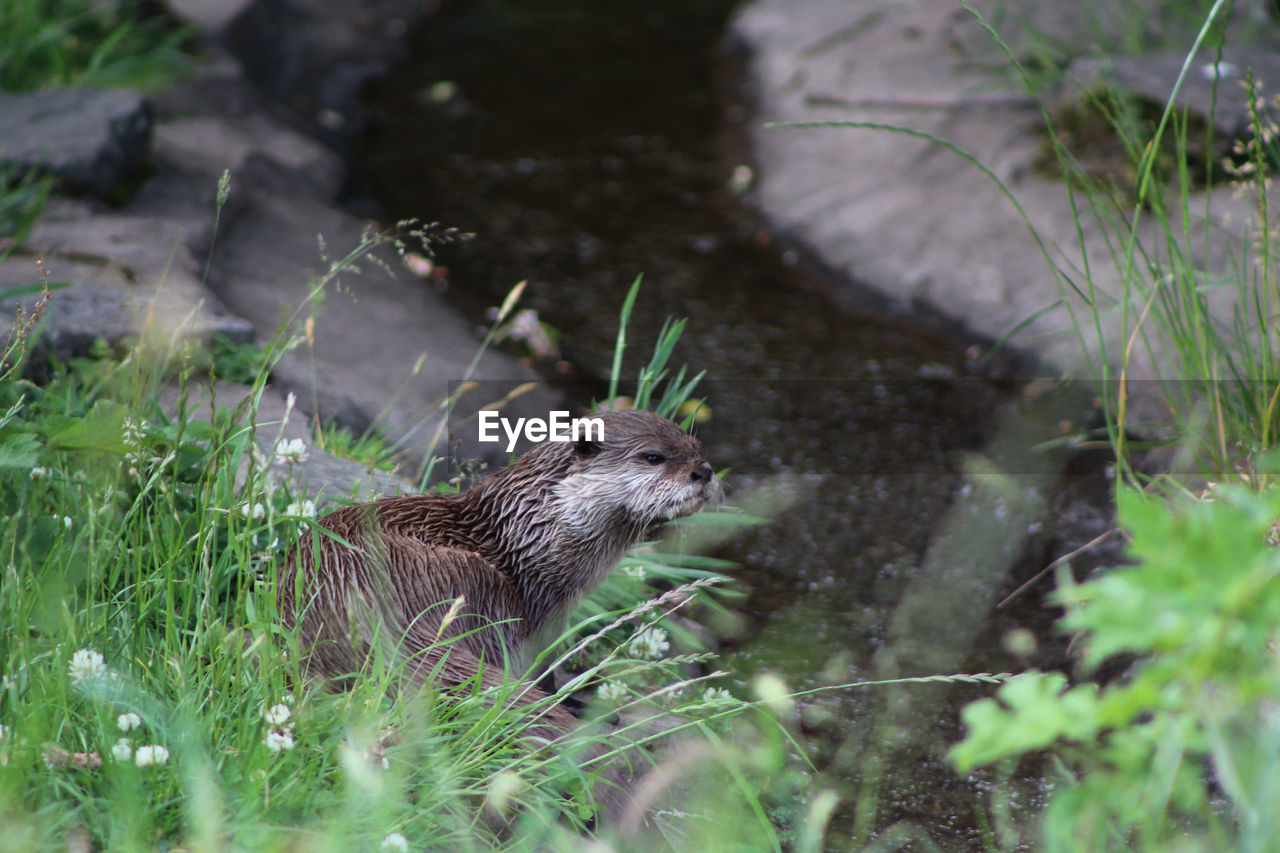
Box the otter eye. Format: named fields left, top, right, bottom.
left=640, top=452, right=666, bottom=465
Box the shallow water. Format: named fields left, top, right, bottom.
left=355, top=0, right=1118, bottom=846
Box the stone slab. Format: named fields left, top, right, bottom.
left=0, top=88, right=151, bottom=196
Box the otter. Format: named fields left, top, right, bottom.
left=279, top=409, right=720, bottom=733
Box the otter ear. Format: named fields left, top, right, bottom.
left=574, top=436, right=601, bottom=457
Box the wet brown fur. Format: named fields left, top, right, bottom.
left=279, top=410, right=720, bottom=736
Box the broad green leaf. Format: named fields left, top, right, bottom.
left=0, top=430, right=39, bottom=467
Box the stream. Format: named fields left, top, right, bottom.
left=354, top=0, right=1119, bottom=847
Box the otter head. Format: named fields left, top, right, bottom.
left=551, top=409, right=721, bottom=537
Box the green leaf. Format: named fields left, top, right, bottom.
left=0, top=281, right=72, bottom=300
left=950, top=672, right=1101, bottom=770
left=0, top=430, right=39, bottom=467
left=43, top=399, right=129, bottom=454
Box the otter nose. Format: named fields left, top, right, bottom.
left=691, top=462, right=713, bottom=484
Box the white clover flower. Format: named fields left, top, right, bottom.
left=0, top=724, right=10, bottom=739
left=628, top=626, right=670, bottom=660
left=596, top=680, right=628, bottom=704
left=273, top=438, right=309, bottom=466
left=702, top=687, right=734, bottom=704
left=264, top=729, right=295, bottom=752
left=117, top=712, right=142, bottom=732
left=68, top=648, right=107, bottom=685
left=134, top=744, right=169, bottom=767
left=29, top=467, right=49, bottom=479
left=111, top=738, right=133, bottom=761
left=380, top=832, right=409, bottom=853
left=239, top=502, right=267, bottom=520
left=284, top=500, right=316, bottom=518
left=262, top=703, right=291, bottom=726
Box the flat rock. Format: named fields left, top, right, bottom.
left=153, top=114, right=344, bottom=199
left=0, top=88, right=151, bottom=196
left=28, top=204, right=203, bottom=278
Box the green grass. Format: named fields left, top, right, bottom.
left=315, top=422, right=403, bottom=475
left=964, top=0, right=1280, bottom=485
left=203, top=334, right=273, bottom=387
left=0, top=0, right=191, bottom=93
left=979, top=0, right=1241, bottom=93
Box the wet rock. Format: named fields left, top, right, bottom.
left=153, top=114, right=344, bottom=201
left=0, top=279, right=136, bottom=363
left=0, top=88, right=151, bottom=196
left=28, top=203, right=204, bottom=279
